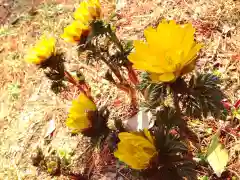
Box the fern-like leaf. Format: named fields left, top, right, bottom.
left=143, top=83, right=168, bottom=109
left=50, top=80, right=65, bottom=94
left=137, top=72, right=151, bottom=91
left=153, top=106, right=182, bottom=129
left=82, top=106, right=110, bottom=147
left=143, top=127, right=197, bottom=180
left=43, top=54, right=65, bottom=81
left=181, top=73, right=225, bottom=119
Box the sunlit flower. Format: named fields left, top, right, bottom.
left=128, top=20, right=203, bottom=82
left=73, top=0, right=101, bottom=23
left=25, top=35, right=56, bottom=65
left=61, top=21, right=90, bottom=43
left=66, top=93, right=97, bottom=132
left=114, top=129, right=157, bottom=170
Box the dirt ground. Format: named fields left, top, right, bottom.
left=0, top=0, right=239, bottom=179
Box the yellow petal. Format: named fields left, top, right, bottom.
left=143, top=129, right=155, bottom=144
left=129, top=41, right=165, bottom=73
left=61, top=21, right=90, bottom=43
left=25, top=35, right=55, bottom=64
left=25, top=54, right=41, bottom=64
left=65, top=94, right=96, bottom=132
left=114, top=131, right=157, bottom=170
left=66, top=115, right=90, bottom=131
left=128, top=19, right=202, bottom=83
left=74, top=10, right=91, bottom=23
left=158, top=72, right=176, bottom=82
left=183, top=43, right=203, bottom=66
left=78, top=93, right=96, bottom=111
left=149, top=73, right=161, bottom=83
left=61, top=33, right=79, bottom=43
left=73, top=0, right=100, bottom=23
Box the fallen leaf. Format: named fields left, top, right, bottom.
left=232, top=54, right=240, bottom=61
left=45, top=119, right=56, bottom=138
left=206, top=133, right=229, bottom=177
left=113, top=99, right=122, bottom=107
left=222, top=24, right=232, bottom=34
left=124, top=110, right=153, bottom=131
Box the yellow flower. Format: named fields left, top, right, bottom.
left=114, top=129, right=157, bottom=170
left=128, top=20, right=203, bottom=82
left=73, top=0, right=101, bottom=23
left=25, top=35, right=56, bottom=64
left=66, top=93, right=97, bottom=132
left=61, top=21, right=90, bottom=43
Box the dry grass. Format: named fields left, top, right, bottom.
left=0, top=0, right=239, bottom=179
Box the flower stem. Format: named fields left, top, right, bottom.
left=92, top=48, right=124, bottom=82
left=91, top=49, right=138, bottom=111
left=107, top=28, right=139, bottom=86
left=64, top=71, right=93, bottom=100
left=172, top=89, right=199, bottom=145
left=126, top=63, right=139, bottom=85
left=115, top=83, right=138, bottom=112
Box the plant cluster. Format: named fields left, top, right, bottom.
left=25, top=0, right=229, bottom=179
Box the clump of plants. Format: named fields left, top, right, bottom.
left=26, top=0, right=230, bottom=179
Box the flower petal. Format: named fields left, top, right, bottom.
left=25, top=35, right=55, bottom=64
left=128, top=19, right=202, bottom=82
left=158, top=72, right=176, bottom=82
left=66, top=94, right=96, bottom=132
left=114, top=130, right=157, bottom=170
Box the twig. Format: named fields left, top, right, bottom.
left=87, top=158, right=95, bottom=179
left=228, top=169, right=240, bottom=179
left=173, top=91, right=181, bottom=116
left=117, top=169, right=130, bottom=180
left=77, top=145, right=92, bottom=158
left=13, top=162, right=22, bottom=180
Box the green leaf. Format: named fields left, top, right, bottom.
left=206, top=133, right=229, bottom=177
left=199, top=176, right=209, bottom=180
left=8, top=82, right=21, bottom=100
left=206, top=128, right=213, bottom=135
left=137, top=72, right=151, bottom=91
left=143, top=83, right=168, bottom=109
left=181, top=73, right=225, bottom=119
left=124, top=40, right=133, bottom=52
left=232, top=176, right=237, bottom=180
